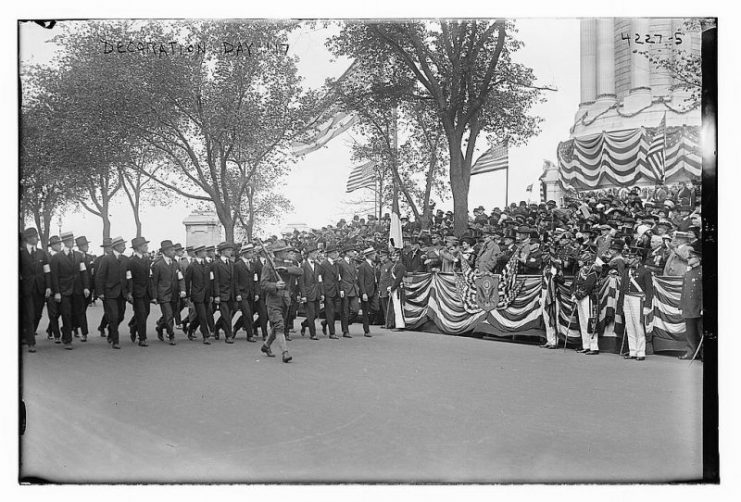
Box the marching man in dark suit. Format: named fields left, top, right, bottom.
left=94, top=237, right=113, bottom=337
left=299, top=244, right=323, bottom=340
left=212, top=241, right=237, bottom=344
left=45, top=235, right=63, bottom=342
left=20, top=227, right=51, bottom=352
left=73, top=235, right=95, bottom=340
left=679, top=241, right=703, bottom=360
left=94, top=236, right=128, bottom=350
left=185, top=245, right=214, bottom=344
left=338, top=245, right=360, bottom=338
left=319, top=244, right=341, bottom=339
left=233, top=243, right=257, bottom=343
left=152, top=239, right=185, bottom=345
left=50, top=232, right=90, bottom=349
left=357, top=247, right=380, bottom=337
left=126, top=236, right=154, bottom=347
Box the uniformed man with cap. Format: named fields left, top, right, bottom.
left=94, top=236, right=129, bottom=349
left=50, top=231, right=90, bottom=349
left=357, top=246, right=380, bottom=337
left=259, top=242, right=300, bottom=362
left=377, top=249, right=394, bottom=327
left=618, top=250, right=653, bottom=361
left=20, top=227, right=52, bottom=352
left=212, top=241, right=237, bottom=343
left=152, top=239, right=185, bottom=345
left=185, top=245, right=214, bottom=344
left=298, top=243, right=323, bottom=340
left=570, top=252, right=600, bottom=355
left=678, top=240, right=702, bottom=360
left=233, top=242, right=257, bottom=342
left=386, top=248, right=407, bottom=330
left=45, top=235, right=63, bottom=342
left=126, top=236, right=154, bottom=346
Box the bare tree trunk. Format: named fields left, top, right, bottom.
left=101, top=199, right=111, bottom=241
left=448, top=135, right=470, bottom=237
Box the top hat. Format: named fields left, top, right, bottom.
left=131, top=236, right=150, bottom=249
left=160, top=240, right=175, bottom=252
left=100, top=237, right=113, bottom=248
left=75, top=235, right=89, bottom=247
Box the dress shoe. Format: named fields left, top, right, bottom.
left=54, top=338, right=61, bottom=344
left=364, top=332, right=372, bottom=337
left=585, top=350, right=599, bottom=355
left=27, top=346, right=36, bottom=353
left=47, top=333, right=54, bottom=341
left=168, top=337, right=176, bottom=346
left=636, top=356, right=645, bottom=361
left=74, top=330, right=80, bottom=338
left=246, top=336, right=256, bottom=343
left=678, top=354, right=692, bottom=360
left=203, top=337, right=211, bottom=345
left=285, top=335, right=292, bottom=342
left=310, top=335, right=319, bottom=340
left=576, top=348, right=588, bottom=353
left=214, top=331, right=220, bottom=340
left=547, top=345, right=559, bottom=349
left=112, top=343, right=120, bottom=349
left=107, top=336, right=112, bottom=344
left=80, top=334, right=87, bottom=342
left=156, top=327, right=164, bottom=341
left=138, top=340, right=149, bottom=347
left=343, top=333, right=352, bottom=338
left=261, top=344, right=275, bottom=357
left=329, top=334, right=339, bottom=340
left=624, top=354, right=636, bottom=359
left=130, top=330, right=137, bottom=343
left=282, top=351, right=293, bottom=363
left=63, top=343, right=73, bottom=350
left=98, top=328, right=106, bottom=337
left=321, top=321, right=327, bottom=335
left=301, top=325, right=306, bottom=337
left=226, top=337, right=234, bottom=344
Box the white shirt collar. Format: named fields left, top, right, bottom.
left=221, top=255, right=229, bottom=263
left=328, top=257, right=335, bottom=265
left=113, top=249, right=121, bottom=258
left=26, top=244, right=34, bottom=253
left=134, top=251, right=143, bottom=259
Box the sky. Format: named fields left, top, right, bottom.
left=19, top=19, right=579, bottom=248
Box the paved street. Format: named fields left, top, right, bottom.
left=20, top=304, right=703, bottom=483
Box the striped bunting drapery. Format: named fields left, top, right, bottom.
left=470, top=141, right=508, bottom=176
left=291, top=111, right=359, bottom=157
left=403, top=273, right=686, bottom=351
left=557, top=125, right=701, bottom=189
left=346, top=161, right=375, bottom=193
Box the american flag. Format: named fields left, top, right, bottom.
left=646, top=113, right=667, bottom=184
left=345, top=161, right=375, bottom=193
left=470, top=141, right=508, bottom=176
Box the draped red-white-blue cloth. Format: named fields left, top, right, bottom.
left=557, top=125, right=701, bottom=189
left=403, top=273, right=686, bottom=352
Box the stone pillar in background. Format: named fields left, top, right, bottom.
left=595, top=18, right=616, bottom=104
left=183, top=211, right=223, bottom=249
left=624, top=18, right=652, bottom=112
left=541, top=160, right=564, bottom=206
left=579, top=19, right=597, bottom=107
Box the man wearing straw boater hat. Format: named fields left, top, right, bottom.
left=185, top=245, right=214, bottom=344
left=19, top=227, right=52, bottom=353
left=126, top=236, right=154, bottom=347
left=233, top=242, right=257, bottom=343
left=152, top=239, right=185, bottom=345
left=357, top=246, right=380, bottom=337
left=298, top=243, right=323, bottom=341
left=50, top=231, right=90, bottom=349
left=212, top=241, right=237, bottom=343
left=94, top=236, right=129, bottom=350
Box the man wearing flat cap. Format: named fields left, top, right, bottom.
left=94, top=236, right=129, bottom=349
left=19, top=227, right=52, bottom=352
left=50, top=232, right=91, bottom=349
left=259, top=242, right=301, bottom=362
left=126, top=236, right=154, bottom=346
left=679, top=241, right=703, bottom=360
left=298, top=244, right=323, bottom=340
left=152, top=239, right=186, bottom=345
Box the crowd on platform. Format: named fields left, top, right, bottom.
left=19, top=180, right=704, bottom=363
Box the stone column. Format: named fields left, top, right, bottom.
left=651, top=18, right=673, bottom=97
left=624, top=18, right=652, bottom=111
left=596, top=18, right=616, bottom=103
left=580, top=19, right=597, bottom=105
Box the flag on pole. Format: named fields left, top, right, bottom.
left=389, top=212, right=403, bottom=249
left=346, top=161, right=375, bottom=193
left=470, top=141, right=508, bottom=176
left=291, top=111, right=359, bottom=157
left=646, top=113, right=667, bottom=184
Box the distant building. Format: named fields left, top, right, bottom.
left=182, top=211, right=223, bottom=249
left=282, top=223, right=309, bottom=234
left=556, top=18, right=702, bottom=197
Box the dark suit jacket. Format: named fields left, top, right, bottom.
left=50, top=249, right=89, bottom=296
left=127, top=254, right=154, bottom=299
left=357, top=260, right=378, bottom=298
left=378, top=262, right=394, bottom=298
left=151, top=257, right=184, bottom=303
left=390, top=262, right=407, bottom=291
left=185, top=259, right=211, bottom=303
left=319, top=259, right=341, bottom=298
left=402, top=249, right=425, bottom=274
left=19, top=246, right=51, bottom=296
left=95, top=253, right=129, bottom=299
left=680, top=265, right=702, bottom=318
left=234, top=259, right=256, bottom=299
left=298, top=260, right=322, bottom=301
left=338, top=258, right=359, bottom=297
left=570, top=270, right=598, bottom=300
left=212, top=258, right=236, bottom=301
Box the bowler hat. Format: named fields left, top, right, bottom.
left=173, top=242, right=183, bottom=252
left=131, top=236, right=149, bottom=249
left=23, top=227, right=39, bottom=239
left=192, top=245, right=206, bottom=254
left=160, top=240, right=175, bottom=252
left=217, top=241, right=235, bottom=252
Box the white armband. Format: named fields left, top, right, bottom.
left=43, top=264, right=51, bottom=273
left=177, top=271, right=184, bottom=280
left=318, top=275, right=323, bottom=283
left=79, top=262, right=87, bottom=271
left=254, top=273, right=259, bottom=282
left=210, top=272, right=214, bottom=280
left=149, top=269, right=153, bottom=277
left=126, top=271, right=132, bottom=280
